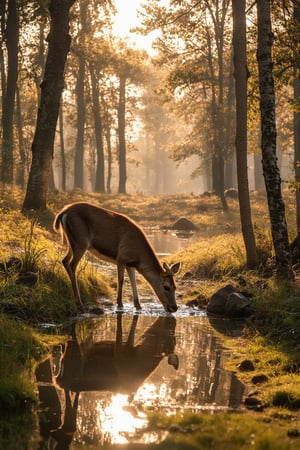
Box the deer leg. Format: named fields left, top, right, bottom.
left=117, top=264, right=125, bottom=308
left=126, top=267, right=141, bottom=310
left=127, top=315, right=139, bottom=346
left=62, top=245, right=86, bottom=311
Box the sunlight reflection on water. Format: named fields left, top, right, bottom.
left=35, top=312, right=248, bottom=449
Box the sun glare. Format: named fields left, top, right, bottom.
left=98, top=394, right=147, bottom=444
left=113, top=0, right=159, bottom=54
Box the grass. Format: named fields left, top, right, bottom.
left=0, top=186, right=300, bottom=449
left=143, top=411, right=299, bottom=449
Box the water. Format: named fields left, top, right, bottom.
left=146, top=229, right=199, bottom=255
left=35, top=307, right=249, bottom=449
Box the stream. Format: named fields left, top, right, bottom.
left=35, top=308, right=249, bottom=449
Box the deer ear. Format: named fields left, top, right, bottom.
left=163, top=262, right=170, bottom=272
left=170, top=262, right=181, bottom=275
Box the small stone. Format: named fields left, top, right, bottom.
left=238, top=359, right=255, bottom=371
left=251, top=374, right=269, bottom=385
left=244, top=396, right=263, bottom=411
left=287, top=429, right=300, bottom=438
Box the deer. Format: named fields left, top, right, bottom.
left=53, top=202, right=181, bottom=313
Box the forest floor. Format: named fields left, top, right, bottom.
left=0, top=186, right=300, bottom=449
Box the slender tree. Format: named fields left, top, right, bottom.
left=232, top=0, right=258, bottom=267
left=293, top=3, right=300, bottom=247
left=90, top=63, right=105, bottom=192
left=22, top=0, right=76, bottom=211
left=1, top=0, right=18, bottom=184
left=257, top=0, right=294, bottom=280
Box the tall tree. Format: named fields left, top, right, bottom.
left=114, top=45, right=146, bottom=194
left=293, top=3, right=300, bottom=241
left=22, top=0, right=76, bottom=211
left=256, top=0, right=294, bottom=280
left=73, top=1, right=86, bottom=190
left=90, top=62, right=105, bottom=192
left=232, top=0, right=258, bottom=267
left=1, top=0, right=18, bottom=184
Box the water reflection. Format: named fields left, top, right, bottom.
left=35, top=314, right=246, bottom=449
left=147, top=229, right=198, bottom=255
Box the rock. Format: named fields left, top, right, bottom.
left=287, top=429, right=300, bottom=438
left=251, top=374, right=269, bottom=384
left=171, top=217, right=198, bottom=231
left=206, top=284, right=236, bottom=315
left=238, top=359, right=255, bottom=371
left=207, top=284, right=253, bottom=318
left=244, top=396, right=264, bottom=411
left=225, top=292, right=254, bottom=318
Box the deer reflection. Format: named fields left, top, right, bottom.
left=36, top=314, right=177, bottom=449
left=57, top=314, right=177, bottom=392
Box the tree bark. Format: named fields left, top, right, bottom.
left=257, top=0, right=294, bottom=280
left=118, top=75, right=126, bottom=194
left=22, top=0, right=75, bottom=211
left=59, top=105, right=66, bottom=191
left=294, top=5, right=300, bottom=234
left=15, top=87, right=26, bottom=188
left=74, top=54, right=85, bottom=189
left=1, top=0, right=18, bottom=184
left=232, top=0, right=258, bottom=267
left=90, top=64, right=105, bottom=192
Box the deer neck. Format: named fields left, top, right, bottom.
left=137, top=256, right=163, bottom=286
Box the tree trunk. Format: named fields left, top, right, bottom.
left=232, top=0, right=258, bottom=267
left=106, top=126, right=112, bottom=194
left=90, top=64, right=105, bottom=192
left=22, top=0, right=75, bottom=211
left=206, top=25, right=228, bottom=210
left=59, top=105, right=66, bottom=191
left=1, top=0, right=18, bottom=184
left=15, top=87, right=26, bottom=188
left=256, top=0, right=294, bottom=280
left=294, top=5, right=300, bottom=234
left=118, top=75, right=127, bottom=194
left=74, top=54, right=85, bottom=189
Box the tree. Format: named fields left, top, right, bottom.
left=294, top=4, right=300, bottom=234
left=232, top=0, right=258, bottom=267
left=1, top=0, right=19, bottom=184
left=22, top=0, right=76, bottom=211
left=90, top=62, right=105, bottom=192
left=290, top=2, right=300, bottom=256
left=73, top=1, right=86, bottom=190
left=256, top=0, right=294, bottom=280
left=114, top=45, right=146, bottom=194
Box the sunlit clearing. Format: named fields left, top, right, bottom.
left=98, top=394, right=147, bottom=444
